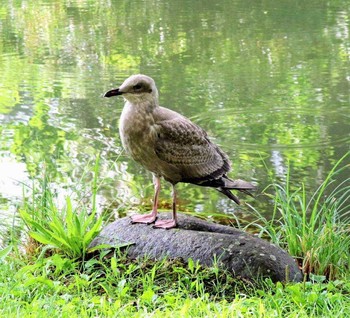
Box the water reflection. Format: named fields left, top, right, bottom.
left=0, top=0, right=350, bottom=221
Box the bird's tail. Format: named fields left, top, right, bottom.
left=217, top=178, right=256, bottom=205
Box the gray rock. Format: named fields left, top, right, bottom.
left=90, top=212, right=302, bottom=283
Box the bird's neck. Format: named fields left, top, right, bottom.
left=124, top=96, right=159, bottom=114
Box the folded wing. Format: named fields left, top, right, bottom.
left=154, top=116, right=231, bottom=183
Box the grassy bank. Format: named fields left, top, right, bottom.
left=0, top=157, right=349, bottom=317
left=1, top=250, right=350, bottom=317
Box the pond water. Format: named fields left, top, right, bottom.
left=1, top=0, right=350, bottom=224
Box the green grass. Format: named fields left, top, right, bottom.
left=0, top=156, right=349, bottom=317
left=1, top=248, right=350, bottom=317
left=249, top=154, right=350, bottom=280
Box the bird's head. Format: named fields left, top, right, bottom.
left=104, top=74, right=159, bottom=104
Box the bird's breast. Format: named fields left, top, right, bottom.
left=118, top=103, right=182, bottom=183
left=119, top=105, right=159, bottom=165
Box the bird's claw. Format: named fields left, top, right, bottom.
left=152, top=219, right=177, bottom=229
left=131, top=213, right=157, bottom=224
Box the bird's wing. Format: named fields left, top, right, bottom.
left=154, top=116, right=231, bottom=182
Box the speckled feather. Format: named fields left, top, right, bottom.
left=153, top=108, right=231, bottom=183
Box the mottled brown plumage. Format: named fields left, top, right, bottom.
left=104, top=74, right=255, bottom=229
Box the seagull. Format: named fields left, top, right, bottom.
left=104, top=74, right=255, bottom=229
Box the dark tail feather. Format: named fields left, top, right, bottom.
left=217, top=188, right=241, bottom=204
left=188, top=176, right=256, bottom=204
left=217, top=178, right=256, bottom=205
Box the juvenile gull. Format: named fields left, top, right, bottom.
left=104, top=74, right=255, bottom=229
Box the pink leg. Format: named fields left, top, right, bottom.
left=131, top=176, right=160, bottom=224
left=154, top=184, right=177, bottom=229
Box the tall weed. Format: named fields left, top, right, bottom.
left=249, top=154, right=350, bottom=280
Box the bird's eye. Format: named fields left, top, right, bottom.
left=133, top=83, right=142, bottom=90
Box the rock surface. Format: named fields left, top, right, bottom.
left=90, top=212, right=302, bottom=283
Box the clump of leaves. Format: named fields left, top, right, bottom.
left=20, top=158, right=103, bottom=259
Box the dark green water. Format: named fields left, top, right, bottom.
left=1, top=0, right=349, bottom=223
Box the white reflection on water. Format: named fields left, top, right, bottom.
left=0, top=157, right=28, bottom=200
left=270, top=150, right=286, bottom=179
left=0, top=156, right=29, bottom=224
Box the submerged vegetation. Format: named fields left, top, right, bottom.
left=0, top=157, right=349, bottom=317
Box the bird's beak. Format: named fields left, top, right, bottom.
left=104, top=88, right=123, bottom=98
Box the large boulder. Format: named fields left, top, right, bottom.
left=90, top=212, right=302, bottom=282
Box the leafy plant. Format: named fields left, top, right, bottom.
left=19, top=157, right=103, bottom=259
left=0, top=245, right=12, bottom=261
